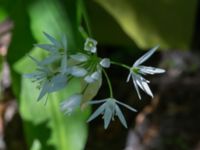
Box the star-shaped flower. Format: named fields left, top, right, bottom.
left=87, top=98, right=137, bottom=129
left=127, top=46, right=165, bottom=99
left=33, top=33, right=68, bottom=76
left=24, top=55, right=67, bottom=101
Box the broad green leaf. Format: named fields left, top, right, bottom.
left=20, top=78, right=90, bottom=150
left=14, top=0, right=91, bottom=149
left=93, top=0, right=197, bottom=49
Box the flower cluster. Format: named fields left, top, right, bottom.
left=69, top=38, right=110, bottom=84
left=25, top=32, right=165, bottom=129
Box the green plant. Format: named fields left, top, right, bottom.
left=25, top=32, right=165, bottom=129
left=1, top=0, right=196, bottom=149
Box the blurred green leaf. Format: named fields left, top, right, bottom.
left=20, top=78, right=89, bottom=150
left=13, top=0, right=90, bottom=149
left=0, top=7, right=7, bottom=21
left=4, top=0, right=36, bottom=97
left=93, top=0, right=197, bottom=49
left=86, top=0, right=137, bottom=47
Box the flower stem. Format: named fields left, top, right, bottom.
left=102, top=69, right=113, bottom=98
left=111, top=61, right=130, bottom=70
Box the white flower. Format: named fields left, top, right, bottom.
left=25, top=55, right=67, bottom=100
left=87, top=98, right=137, bottom=129
left=34, top=32, right=67, bottom=66
left=127, top=46, right=165, bottom=99
left=84, top=38, right=97, bottom=53
left=60, top=94, right=82, bottom=115
left=100, top=58, right=111, bottom=68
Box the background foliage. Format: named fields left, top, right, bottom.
left=0, top=0, right=198, bottom=149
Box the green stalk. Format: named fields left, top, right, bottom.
left=111, top=61, right=131, bottom=70
left=102, top=69, right=113, bottom=98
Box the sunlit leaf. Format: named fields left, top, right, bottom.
left=94, top=0, right=197, bottom=49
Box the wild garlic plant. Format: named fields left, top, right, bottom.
left=25, top=32, right=165, bottom=129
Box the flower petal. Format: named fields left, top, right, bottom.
left=136, top=75, right=153, bottom=98
left=40, top=54, right=61, bottom=65
left=24, top=72, right=39, bottom=78
left=139, top=66, right=165, bottom=75
left=115, top=105, right=127, bottom=128
left=87, top=103, right=106, bottom=122
left=43, top=32, right=61, bottom=48
left=133, top=74, right=142, bottom=100
left=104, top=106, right=113, bottom=129
left=90, top=47, right=97, bottom=53
left=34, top=44, right=57, bottom=52
left=134, top=45, right=159, bottom=66
left=37, top=81, right=50, bottom=101
left=60, top=54, right=68, bottom=74
left=126, top=72, right=132, bottom=82
left=91, top=71, right=101, bottom=80
left=70, top=53, right=89, bottom=62
left=70, top=66, right=87, bottom=77
left=48, top=74, right=67, bottom=92
left=115, top=100, right=137, bottom=112
left=28, top=55, right=41, bottom=65
left=84, top=75, right=95, bottom=83
left=88, top=99, right=107, bottom=105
